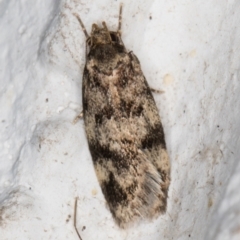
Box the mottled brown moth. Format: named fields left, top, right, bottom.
left=75, top=4, right=170, bottom=228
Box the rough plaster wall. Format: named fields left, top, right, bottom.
left=0, top=0, right=240, bottom=239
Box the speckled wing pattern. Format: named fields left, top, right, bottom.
left=82, top=39, right=170, bottom=227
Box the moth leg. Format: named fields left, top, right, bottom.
left=150, top=88, right=165, bottom=94
left=74, top=197, right=83, bottom=240
left=73, top=111, right=83, bottom=124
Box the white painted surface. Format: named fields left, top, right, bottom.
left=1, top=0, right=240, bottom=239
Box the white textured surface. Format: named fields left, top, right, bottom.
left=1, top=0, right=240, bottom=239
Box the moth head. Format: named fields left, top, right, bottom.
left=90, top=22, right=113, bottom=46
left=75, top=10, right=123, bottom=48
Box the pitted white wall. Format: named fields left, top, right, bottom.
left=0, top=1, right=240, bottom=239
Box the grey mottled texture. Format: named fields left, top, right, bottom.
left=78, top=6, right=170, bottom=228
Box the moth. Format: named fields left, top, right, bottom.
left=75, top=4, right=170, bottom=228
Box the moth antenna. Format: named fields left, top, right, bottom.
left=74, top=13, right=90, bottom=39
left=117, top=3, right=123, bottom=36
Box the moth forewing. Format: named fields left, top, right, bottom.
left=75, top=4, right=170, bottom=228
